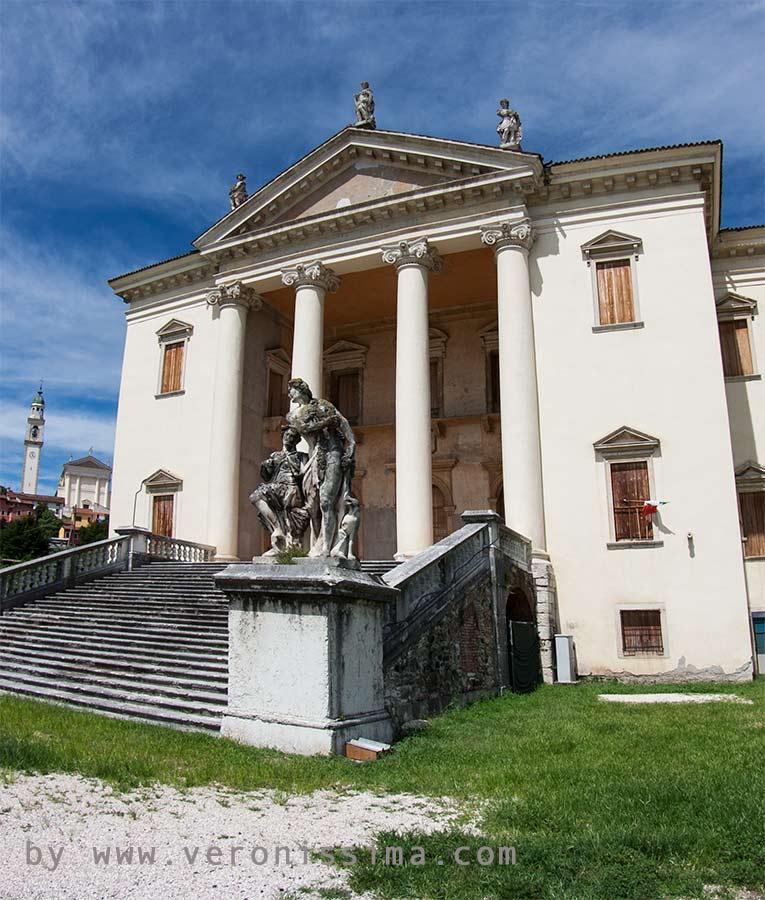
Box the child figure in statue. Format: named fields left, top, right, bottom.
left=250, top=426, right=308, bottom=555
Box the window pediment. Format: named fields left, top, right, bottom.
left=478, top=321, right=499, bottom=352
left=144, top=469, right=183, bottom=493
left=716, top=292, right=758, bottom=321
left=581, top=230, right=643, bottom=262
left=156, top=319, right=193, bottom=341
left=323, top=340, right=368, bottom=371
left=594, top=426, right=660, bottom=459
left=429, top=327, right=449, bottom=359
left=735, top=461, right=765, bottom=491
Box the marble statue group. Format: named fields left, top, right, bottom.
left=250, top=379, right=360, bottom=564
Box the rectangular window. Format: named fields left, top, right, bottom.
left=719, top=320, right=754, bottom=377
left=330, top=370, right=360, bottom=425
left=267, top=370, right=286, bottom=417
left=740, top=491, right=765, bottom=557
left=620, top=609, right=663, bottom=655
left=152, top=494, right=174, bottom=538
left=160, top=342, right=184, bottom=394
left=610, top=461, right=653, bottom=541
left=596, top=259, right=635, bottom=325
left=430, top=359, right=443, bottom=418
left=487, top=350, right=500, bottom=413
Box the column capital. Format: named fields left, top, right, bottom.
left=382, top=237, right=443, bottom=272
left=206, top=281, right=263, bottom=311
left=281, top=261, right=340, bottom=293
left=480, top=218, right=534, bottom=252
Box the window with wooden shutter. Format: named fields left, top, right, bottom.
left=620, top=609, right=663, bottom=655
left=432, top=484, right=448, bottom=542
left=719, top=320, right=754, bottom=377
left=740, top=491, right=765, bottom=557
left=267, top=370, right=286, bottom=417
left=487, top=349, right=500, bottom=413
left=596, top=259, right=635, bottom=325
left=152, top=494, right=174, bottom=537
left=160, top=342, right=184, bottom=394
left=430, top=359, right=443, bottom=418
left=610, top=460, right=653, bottom=541
left=330, top=370, right=360, bottom=424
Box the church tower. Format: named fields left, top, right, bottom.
left=21, top=386, right=45, bottom=495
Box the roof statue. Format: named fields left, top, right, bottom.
left=354, top=81, right=376, bottom=130
left=497, top=99, right=522, bottom=150
left=229, top=173, right=248, bottom=210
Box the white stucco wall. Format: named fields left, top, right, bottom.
left=532, top=193, right=752, bottom=678
left=712, top=250, right=765, bottom=613
left=110, top=292, right=219, bottom=543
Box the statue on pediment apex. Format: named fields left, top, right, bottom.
left=497, top=99, right=522, bottom=150
left=354, top=81, right=376, bottom=130
left=229, top=173, right=248, bottom=210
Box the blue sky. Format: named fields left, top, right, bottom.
left=0, top=0, right=763, bottom=495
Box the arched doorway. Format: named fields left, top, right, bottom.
left=505, top=587, right=541, bottom=693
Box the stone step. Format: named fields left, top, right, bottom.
left=0, top=644, right=227, bottom=678
left=0, top=661, right=227, bottom=703
left=7, top=609, right=228, bottom=636
left=0, top=681, right=222, bottom=731
left=0, top=631, right=227, bottom=662
left=31, top=597, right=226, bottom=615
left=0, top=621, right=227, bottom=650
left=361, top=560, right=398, bottom=575
left=51, top=587, right=225, bottom=600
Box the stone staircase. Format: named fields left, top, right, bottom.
left=360, top=560, right=398, bottom=577
left=0, top=561, right=228, bottom=731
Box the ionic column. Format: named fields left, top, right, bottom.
left=481, top=219, right=546, bottom=552
left=382, top=238, right=442, bottom=559
left=281, top=262, right=340, bottom=398
left=206, top=281, right=263, bottom=561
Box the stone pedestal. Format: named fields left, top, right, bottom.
left=215, top=560, right=397, bottom=755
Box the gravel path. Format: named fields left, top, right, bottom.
left=0, top=773, right=467, bottom=900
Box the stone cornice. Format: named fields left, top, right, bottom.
left=382, top=237, right=443, bottom=272
left=281, top=261, right=340, bottom=293
left=205, top=281, right=263, bottom=311
left=480, top=218, right=534, bottom=252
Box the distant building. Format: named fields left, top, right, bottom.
left=56, top=453, right=112, bottom=545
left=0, top=486, right=65, bottom=526
left=21, top=387, right=45, bottom=495
left=56, top=453, right=112, bottom=512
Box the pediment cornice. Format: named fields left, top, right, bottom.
left=715, top=292, right=758, bottom=320
left=594, top=425, right=660, bottom=459
left=194, top=126, right=543, bottom=250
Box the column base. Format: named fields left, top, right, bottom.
left=221, top=709, right=393, bottom=756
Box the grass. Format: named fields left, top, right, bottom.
left=1, top=680, right=764, bottom=899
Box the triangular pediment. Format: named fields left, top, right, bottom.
left=735, top=460, right=765, bottom=487
left=581, top=229, right=643, bottom=260
left=66, top=455, right=111, bottom=471
left=144, top=469, right=183, bottom=491
left=716, top=292, right=758, bottom=319
left=594, top=425, right=660, bottom=458
left=195, top=126, right=541, bottom=249
left=156, top=319, right=194, bottom=339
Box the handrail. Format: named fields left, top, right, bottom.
left=0, top=537, right=130, bottom=613
left=147, top=534, right=216, bottom=562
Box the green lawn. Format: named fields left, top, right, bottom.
left=1, top=681, right=763, bottom=900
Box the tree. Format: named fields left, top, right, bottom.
left=77, top=519, right=109, bottom=545
left=0, top=514, right=50, bottom=562
left=35, top=505, right=62, bottom=541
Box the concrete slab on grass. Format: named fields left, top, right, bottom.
left=598, top=693, right=753, bottom=704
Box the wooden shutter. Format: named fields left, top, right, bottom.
left=152, top=495, right=174, bottom=537
left=267, top=370, right=284, bottom=417
left=740, top=491, right=765, bottom=557
left=488, top=350, right=500, bottom=413
left=432, top=485, right=448, bottom=542
left=331, top=371, right=360, bottom=424
left=719, top=320, right=754, bottom=377
left=596, top=260, right=634, bottom=325
left=620, top=609, right=663, bottom=655
left=430, top=359, right=442, bottom=418
left=610, top=461, right=653, bottom=540
left=161, top=342, right=184, bottom=393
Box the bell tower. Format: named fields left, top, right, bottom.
left=21, top=385, right=45, bottom=495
